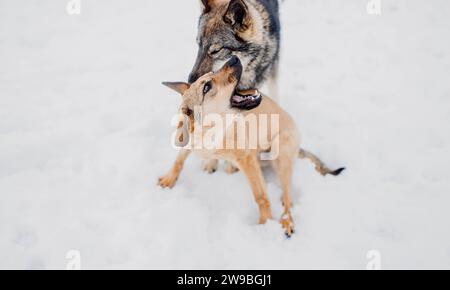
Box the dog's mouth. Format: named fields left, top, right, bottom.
left=230, top=89, right=263, bottom=110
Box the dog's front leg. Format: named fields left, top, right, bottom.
left=238, top=154, right=273, bottom=224
left=158, top=149, right=191, bottom=189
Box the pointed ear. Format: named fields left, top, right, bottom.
left=200, top=0, right=214, bottom=13
left=200, top=0, right=209, bottom=13
left=224, top=0, right=250, bottom=32
left=162, top=82, right=190, bottom=95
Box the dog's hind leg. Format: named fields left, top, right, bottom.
left=203, top=159, right=239, bottom=175
left=203, top=159, right=219, bottom=174
left=238, top=154, right=273, bottom=224
left=158, top=149, right=191, bottom=189
left=224, top=161, right=240, bottom=174
left=273, top=154, right=296, bottom=237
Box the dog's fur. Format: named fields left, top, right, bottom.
left=189, top=0, right=280, bottom=98
left=160, top=57, right=344, bottom=237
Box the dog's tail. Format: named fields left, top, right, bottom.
left=298, top=148, right=345, bottom=176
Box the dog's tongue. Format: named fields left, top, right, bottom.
left=231, top=94, right=247, bottom=103
left=231, top=90, right=262, bottom=110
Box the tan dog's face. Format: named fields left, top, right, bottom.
left=163, top=56, right=243, bottom=114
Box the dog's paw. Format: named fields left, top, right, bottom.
left=280, top=214, right=295, bottom=238
left=158, top=173, right=178, bottom=189
left=224, top=162, right=240, bottom=175
left=203, top=160, right=218, bottom=174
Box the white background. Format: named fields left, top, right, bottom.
left=1, top=0, right=450, bottom=269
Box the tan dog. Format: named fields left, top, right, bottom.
left=159, top=57, right=344, bottom=237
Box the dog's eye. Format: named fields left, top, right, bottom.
left=210, top=48, right=223, bottom=55
left=203, top=82, right=212, bottom=95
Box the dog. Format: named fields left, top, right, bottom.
left=159, top=57, right=344, bottom=237
left=189, top=0, right=281, bottom=173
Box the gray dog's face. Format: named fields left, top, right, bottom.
left=188, top=0, right=254, bottom=85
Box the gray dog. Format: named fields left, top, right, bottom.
left=189, top=0, right=281, bottom=99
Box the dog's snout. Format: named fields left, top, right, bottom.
left=227, top=56, right=240, bottom=68
left=188, top=73, right=199, bottom=84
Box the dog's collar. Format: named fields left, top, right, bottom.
left=230, top=90, right=263, bottom=110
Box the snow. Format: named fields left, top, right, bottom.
left=1, top=0, right=450, bottom=269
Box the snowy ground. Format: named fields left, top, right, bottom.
left=1, top=0, right=450, bottom=270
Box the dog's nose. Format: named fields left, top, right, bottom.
left=227, top=56, right=240, bottom=67
left=188, top=73, right=199, bottom=84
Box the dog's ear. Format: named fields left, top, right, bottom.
left=200, top=0, right=217, bottom=13
left=224, top=0, right=251, bottom=32
left=200, top=0, right=209, bottom=13
left=162, top=82, right=190, bottom=96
